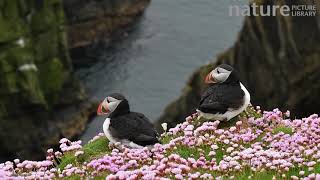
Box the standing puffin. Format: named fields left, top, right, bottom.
left=97, top=93, right=159, bottom=148
left=197, top=64, right=251, bottom=121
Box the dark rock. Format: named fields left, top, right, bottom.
left=157, top=0, right=320, bottom=130
left=63, top=0, right=151, bottom=49
left=0, top=0, right=94, bottom=161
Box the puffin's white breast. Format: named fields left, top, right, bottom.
left=103, top=118, right=117, bottom=143
left=240, top=83, right=251, bottom=110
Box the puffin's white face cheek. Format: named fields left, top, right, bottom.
left=107, top=97, right=122, bottom=113
left=213, top=68, right=232, bottom=83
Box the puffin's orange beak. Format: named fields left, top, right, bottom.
left=205, top=72, right=217, bottom=84
left=97, top=102, right=110, bottom=115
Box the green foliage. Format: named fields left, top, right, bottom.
left=58, top=152, right=76, bottom=170
left=82, top=137, right=110, bottom=158
left=235, top=163, right=320, bottom=180
left=0, top=0, right=27, bottom=42
left=0, top=0, right=71, bottom=112
left=58, top=137, right=110, bottom=169
left=61, top=175, right=82, bottom=180
left=315, top=163, right=320, bottom=173
left=160, top=134, right=172, bottom=144
left=244, top=105, right=263, bottom=119
left=215, top=145, right=224, bottom=164
left=0, top=41, right=46, bottom=104
left=167, top=144, right=212, bottom=161
left=39, top=58, right=69, bottom=105
left=33, top=31, right=59, bottom=63
left=218, top=118, right=238, bottom=129
left=30, top=0, right=63, bottom=33
left=168, top=145, right=196, bottom=159
left=272, top=126, right=293, bottom=135
left=236, top=169, right=275, bottom=180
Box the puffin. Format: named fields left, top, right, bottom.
left=197, top=64, right=251, bottom=121
left=97, top=93, right=159, bottom=148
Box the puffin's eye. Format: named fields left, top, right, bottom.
left=217, top=69, right=220, bottom=74
left=108, top=97, right=118, bottom=102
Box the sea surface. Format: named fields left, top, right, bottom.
left=78, top=0, right=245, bottom=143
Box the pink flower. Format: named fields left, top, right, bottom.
left=236, top=121, right=243, bottom=126
left=229, top=126, right=237, bottom=132
left=13, top=159, right=19, bottom=164
left=223, top=139, right=230, bottom=144
left=47, top=149, right=53, bottom=153
left=175, top=174, right=183, bottom=179
left=59, top=138, right=70, bottom=144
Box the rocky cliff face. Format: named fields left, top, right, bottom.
left=157, top=0, right=320, bottom=130
left=64, top=0, right=150, bottom=49
left=63, top=0, right=150, bottom=65
left=0, top=0, right=150, bottom=161
left=0, top=0, right=98, bottom=161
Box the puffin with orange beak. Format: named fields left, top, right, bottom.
left=197, top=64, right=251, bottom=121
left=97, top=93, right=159, bottom=148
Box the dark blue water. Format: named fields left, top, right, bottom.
left=78, top=0, right=245, bottom=143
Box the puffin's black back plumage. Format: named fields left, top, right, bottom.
left=198, top=83, right=244, bottom=114
left=109, top=112, right=159, bottom=146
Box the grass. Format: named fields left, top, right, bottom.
left=215, top=145, right=224, bottom=164
left=166, top=144, right=212, bottom=160
left=168, top=145, right=198, bottom=159
left=218, top=118, right=239, bottom=129
left=236, top=162, right=320, bottom=180
left=61, top=175, right=82, bottom=180
left=236, top=168, right=275, bottom=180
left=244, top=105, right=263, bottom=119
left=160, top=134, right=174, bottom=144
left=272, top=126, right=293, bottom=135
left=58, top=137, right=110, bottom=169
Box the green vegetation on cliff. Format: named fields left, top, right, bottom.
left=0, top=0, right=71, bottom=110
left=0, top=0, right=85, bottom=160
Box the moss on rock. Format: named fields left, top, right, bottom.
left=0, top=0, right=87, bottom=160
left=30, top=0, right=60, bottom=33
left=0, top=0, right=27, bottom=43
left=39, top=57, right=69, bottom=105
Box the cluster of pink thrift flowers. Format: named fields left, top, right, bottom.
left=0, top=107, right=320, bottom=179
left=59, top=138, right=82, bottom=152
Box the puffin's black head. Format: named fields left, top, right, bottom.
left=97, top=93, right=130, bottom=117
left=205, top=64, right=239, bottom=85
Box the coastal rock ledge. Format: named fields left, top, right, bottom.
left=64, top=0, right=151, bottom=50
